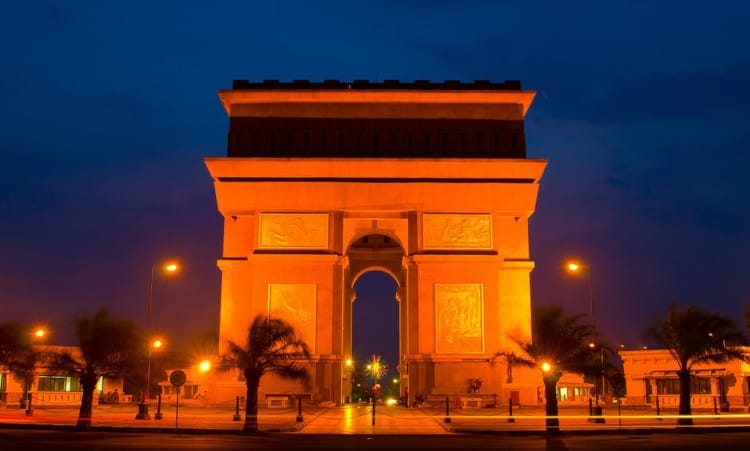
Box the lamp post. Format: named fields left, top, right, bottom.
left=565, top=261, right=605, bottom=406
left=25, top=326, right=48, bottom=416
left=136, top=261, right=179, bottom=420
left=344, top=358, right=353, bottom=404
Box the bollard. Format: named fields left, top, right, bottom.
left=154, top=394, right=163, bottom=420
left=507, top=397, right=515, bottom=423
left=25, top=393, right=33, bottom=416
left=655, top=396, right=662, bottom=420
left=444, top=396, right=451, bottom=423
left=588, top=398, right=593, bottom=416
left=233, top=396, right=241, bottom=421
left=372, top=395, right=376, bottom=425
left=174, top=386, right=180, bottom=434
left=296, top=395, right=303, bottom=422
left=713, top=396, right=718, bottom=416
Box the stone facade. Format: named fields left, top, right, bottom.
left=205, top=80, right=546, bottom=406
left=620, top=348, right=750, bottom=410
left=0, top=345, right=125, bottom=408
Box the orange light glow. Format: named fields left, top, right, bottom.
left=566, top=262, right=581, bottom=272
left=164, top=263, right=179, bottom=272
left=152, top=339, right=163, bottom=349
left=199, top=360, right=211, bottom=373
left=33, top=327, right=47, bottom=338
left=541, top=362, right=552, bottom=372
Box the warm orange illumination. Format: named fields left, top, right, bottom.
left=566, top=261, right=582, bottom=272
left=541, top=362, right=552, bottom=372
left=164, top=262, right=179, bottom=273
left=152, top=339, right=164, bottom=349
left=588, top=342, right=596, bottom=348
left=33, top=327, right=47, bottom=339
left=345, top=359, right=353, bottom=367
left=199, top=360, right=211, bottom=373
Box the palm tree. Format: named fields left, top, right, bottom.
left=501, top=305, right=600, bottom=434
left=644, top=303, right=746, bottom=426
left=222, top=315, right=310, bottom=434
left=53, top=309, right=142, bottom=429
left=0, top=322, right=38, bottom=407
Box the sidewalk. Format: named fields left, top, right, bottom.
left=2, top=402, right=750, bottom=435
left=421, top=404, right=750, bottom=434
left=0, top=403, right=318, bottom=432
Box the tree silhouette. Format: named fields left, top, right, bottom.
left=644, top=303, right=746, bottom=426
left=222, top=315, right=310, bottom=434
left=501, top=305, right=600, bottom=434
left=53, top=309, right=142, bottom=429
left=0, top=322, right=38, bottom=407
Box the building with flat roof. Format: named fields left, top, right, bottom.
left=205, top=79, right=546, bottom=406
left=620, top=347, right=750, bottom=410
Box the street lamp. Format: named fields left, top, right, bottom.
left=25, top=325, right=48, bottom=416
left=135, top=260, right=179, bottom=420
left=344, top=358, right=354, bottom=404
left=565, top=260, right=605, bottom=406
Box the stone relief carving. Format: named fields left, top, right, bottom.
left=268, top=284, right=316, bottom=352
left=434, top=283, right=484, bottom=354
left=423, top=214, right=492, bottom=249
left=259, top=213, right=329, bottom=249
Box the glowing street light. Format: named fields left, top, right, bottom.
left=136, top=260, right=180, bottom=420
left=33, top=327, right=46, bottom=339
left=199, top=359, right=212, bottom=373
left=365, top=355, right=388, bottom=383
left=541, top=361, right=552, bottom=373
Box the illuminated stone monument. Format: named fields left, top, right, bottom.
left=205, top=80, right=546, bottom=405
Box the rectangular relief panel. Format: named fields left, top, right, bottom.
left=268, top=284, right=317, bottom=353
left=423, top=214, right=492, bottom=250
left=259, top=213, right=329, bottom=249
left=434, top=283, right=484, bottom=354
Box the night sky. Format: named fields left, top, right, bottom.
left=2, top=1, right=749, bottom=367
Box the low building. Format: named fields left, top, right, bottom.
left=620, top=347, right=750, bottom=410
left=0, top=345, right=126, bottom=408
left=555, top=373, right=595, bottom=404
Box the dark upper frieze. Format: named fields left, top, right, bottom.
left=231, top=79, right=522, bottom=91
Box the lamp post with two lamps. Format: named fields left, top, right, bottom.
left=565, top=260, right=606, bottom=422
left=136, top=260, right=179, bottom=420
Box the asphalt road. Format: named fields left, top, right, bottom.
left=1, top=430, right=749, bottom=451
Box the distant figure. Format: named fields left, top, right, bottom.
left=112, top=389, right=119, bottom=404
left=404, top=387, right=409, bottom=408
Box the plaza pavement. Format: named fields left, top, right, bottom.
left=2, top=401, right=750, bottom=435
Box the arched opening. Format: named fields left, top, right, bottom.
left=352, top=270, right=399, bottom=402
left=344, top=233, right=405, bottom=404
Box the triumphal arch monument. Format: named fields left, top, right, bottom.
left=205, top=79, right=546, bottom=405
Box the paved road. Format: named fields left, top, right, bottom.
left=300, top=403, right=448, bottom=434
left=1, top=429, right=749, bottom=450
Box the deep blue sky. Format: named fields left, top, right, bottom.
left=2, top=1, right=749, bottom=359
